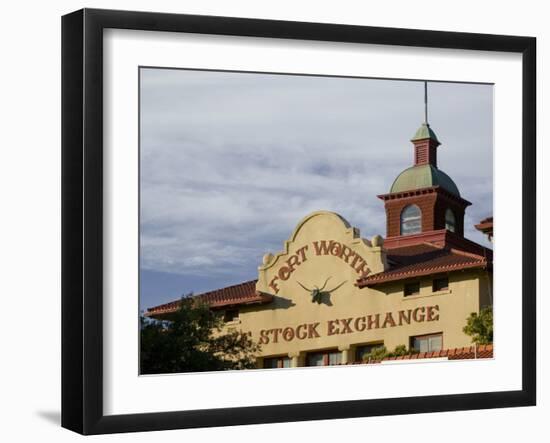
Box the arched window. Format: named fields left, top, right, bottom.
left=400, top=205, right=422, bottom=236
left=445, top=208, right=456, bottom=232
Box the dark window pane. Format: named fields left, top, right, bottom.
left=432, top=277, right=449, bottom=292
left=306, top=350, right=341, bottom=366
left=306, top=353, right=325, bottom=367
left=429, top=335, right=443, bottom=351
left=401, top=205, right=422, bottom=236
left=411, top=334, right=443, bottom=352
left=413, top=336, right=428, bottom=352
left=328, top=351, right=341, bottom=365
left=404, top=281, right=420, bottom=296
left=263, top=356, right=291, bottom=369
left=263, top=357, right=278, bottom=368
left=223, top=309, right=239, bottom=322
left=445, top=209, right=456, bottom=232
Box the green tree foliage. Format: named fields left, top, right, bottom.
left=363, top=345, right=389, bottom=362
left=361, top=344, right=418, bottom=362
left=140, top=296, right=260, bottom=374
left=463, top=307, right=493, bottom=345
left=389, top=344, right=411, bottom=357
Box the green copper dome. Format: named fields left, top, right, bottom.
left=390, top=164, right=460, bottom=196
left=411, top=123, right=440, bottom=144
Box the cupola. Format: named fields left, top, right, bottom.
left=377, top=82, right=471, bottom=246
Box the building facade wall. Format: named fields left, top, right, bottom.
left=229, top=269, right=484, bottom=367
left=216, top=212, right=488, bottom=368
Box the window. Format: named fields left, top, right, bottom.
left=411, top=333, right=443, bottom=353
left=404, top=281, right=421, bottom=296
left=355, top=343, right=384, bottom=362
left=306, top=350, right=342, bottom=367
left=263, top=356, right=292, bottom=369
left=223, top=309, right=239, bottom=322
left=445, top=208, right=456, bottom=232
left=432, top=277, right=449, bottom=292
left=400, top=205, right=422, bottom=235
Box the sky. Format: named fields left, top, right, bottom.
left=139, top=68, right=493, bottom=311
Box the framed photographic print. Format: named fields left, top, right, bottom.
left=61, top=8, right=536, bottom=435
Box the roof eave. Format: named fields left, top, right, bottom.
left=377, top=186, right=471, bottom=206
left=145, top=292, right=274, bottom=318
left=357, top=260, right=489, bottom=288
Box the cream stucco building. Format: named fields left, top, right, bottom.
left=146, top=121, right=493, bottom=368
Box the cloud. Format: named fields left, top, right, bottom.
left=140, top=68, right=493, bottom=286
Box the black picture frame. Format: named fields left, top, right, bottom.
left=61, top=8, right=536, bottom=435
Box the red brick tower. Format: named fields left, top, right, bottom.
left=377, top=91, right=472, bottom=249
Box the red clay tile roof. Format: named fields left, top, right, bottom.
left=475, top=216, right=494, bottom=236
left=348, top=344, right=493, bottom=364
left=357, top=243, right=490, bottom=287
left=382, top=229, right=488, bottom=253
left=147, top=242, right=493, bottom=314
left=145, top=280, right=272, bottom=318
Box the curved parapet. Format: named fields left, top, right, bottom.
left=256, top=211, right=387, bottom=296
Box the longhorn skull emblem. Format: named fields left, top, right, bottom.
left=296, top=277, right=347, bottom=304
